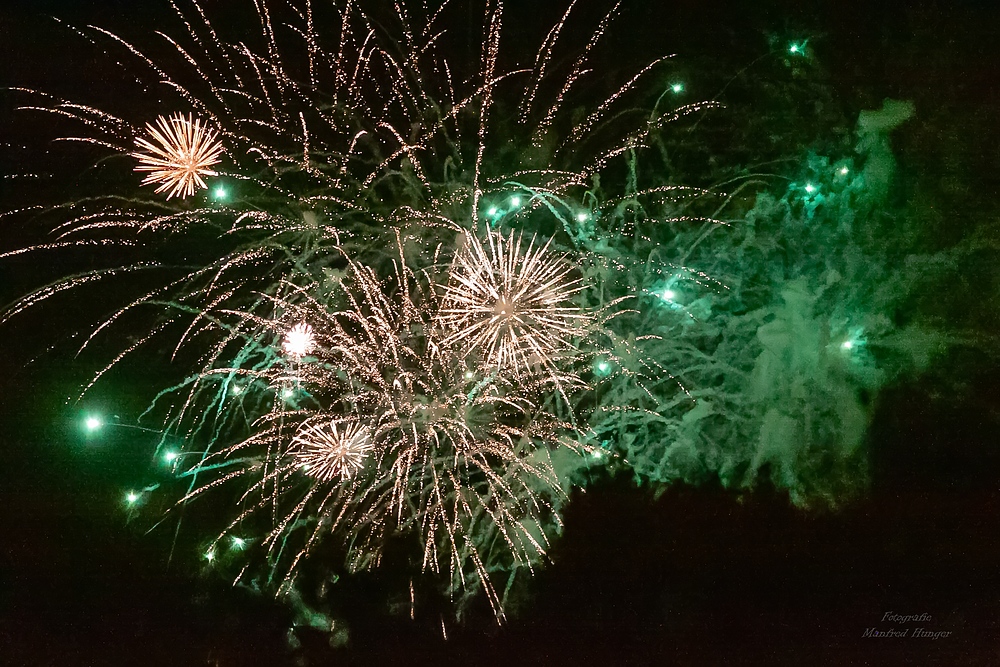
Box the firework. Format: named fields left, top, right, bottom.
left=177, top=241, right=585, bottom=619
left=440, top=229, right=590, bottom=378
left=281, top=322, right=315, bottom=359
left=132, top=113, right=224, bottom=199
left=292, top=420, right=373, bottom=481
left=1, top=0, right=711, bottom=624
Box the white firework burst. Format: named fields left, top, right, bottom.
left=282, top=322, right=315, bottom=359
left=132, top=113, right=224, bottom=199
left=440, top=230, right=590, bottom=377
left=292, top=420, right=374, bottom=481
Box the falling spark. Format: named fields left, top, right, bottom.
left=132, top=113, right=224, bottom=199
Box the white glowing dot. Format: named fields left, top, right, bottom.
left=671, top=83, right=684, bottom=93
left=841, top=340, right=854, bottom=350
left=282, top=322, right=315, bottom=359
left=230, top=385, right=243, bottom=396
left=576, top=212, right=589, bottom=223
left=839, top=167, right=849, bottom=175
left=804, top=183, right=816, bottom=194
left=205, top=550, right=215, bottom=562
left=213, top=186, right=227, bottom=200
left=231, top=537, right=245, bottom=549
left=509, top=196, right=521, bottom=208
left=487, top=206, right=498, bottom=217
left=661, top=289, right=676, bottom=301
left=163, top=450, right=178, bottom=463
left=464, top=371, right=475, bottom=380
left=281, top=387, right=294, bottom=399
left=85, top=416, right=102, bottom=432
left=126, top=492, right=139, bottom=504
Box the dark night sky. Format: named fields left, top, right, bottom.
left=2, top=1, right=1000, bottom=665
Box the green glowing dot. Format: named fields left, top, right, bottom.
left=231, top=385, right=243, bottom=396
left=595, top=359, right=612, bottom=376
left=464, top=371, right=475, bottom=380
left=671, top=83, right=684, bottom=93
left=163, top=450, right=178, bottom=463
left=486, top=206, right=498, bottom=217
left=213, top=186, right=227, bottom=200
left=591, top=449, right=605, bottom=459
left=85, top=416, right=103, bottom=432
left=804, top=183, right=816, bottom=194
left=206, top=550, right=215, bottom=562
left=126, top=492, right=139, bottom=504
left=789, top=42, right=805, bottom=55
left=661, top=289, right=676, bottom=301
left=509, top=196, right=521, bottom=208
left=231, top=537, right=246, bottom=549
left=576, top=212, right=589, bottom=223
left=281, top=387, right=294, bottom=399
left=841, top=340, right=854, bottom=350
left=839, top=167, right=849, bottom=175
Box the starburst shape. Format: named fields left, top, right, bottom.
left=132, top=113, right=224, bottom=199
left=439, top=230, right=590, bottom=376
left=282, top=322, right=315, bottom=359
left=292, top=420, right=374, bottom=481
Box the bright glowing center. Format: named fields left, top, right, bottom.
left=85, top=416, right=102, bottom=432
left=494, top=295, right=515, bottom=318
left=282, top=322, right=314, bottom=359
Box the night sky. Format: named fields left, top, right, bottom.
left=2, top=1, right=1000, bottom=665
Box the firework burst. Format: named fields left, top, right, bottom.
left=281, top=322, right=315, bottom=360
left=178, top=239, right=586, bottom=618
left=292, top=420, right=373, bottom=481
left=132, top=113, right=224, bottom=199
left=440, top=229, right=590, bottom=379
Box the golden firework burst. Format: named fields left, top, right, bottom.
left=292, top=420, right=374, bottom=481
left=439, top=230, right=590, bottom=377
left=132, top=113, right=224, bottom=199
